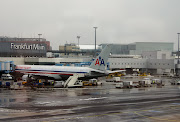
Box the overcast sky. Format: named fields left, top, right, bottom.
left=0, top=0, right=180, bottom=50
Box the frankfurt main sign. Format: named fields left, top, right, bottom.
left=11, top=43, right=45, bottom=50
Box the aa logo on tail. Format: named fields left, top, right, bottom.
left=95, top=56, right=105, bottom=66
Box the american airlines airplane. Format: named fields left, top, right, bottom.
left=14, top=44, right=124, bottom=81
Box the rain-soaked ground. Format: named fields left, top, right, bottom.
left=0, top=77, right=180, bottom=122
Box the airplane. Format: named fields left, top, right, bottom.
left=13, top=44, right=125, bottom=81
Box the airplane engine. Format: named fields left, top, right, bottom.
left=22, top=75, right=28, bottom=81
left=22, top=74, right=35, bottom=81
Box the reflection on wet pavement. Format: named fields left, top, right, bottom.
left=0, top=78, right=179, bottom=122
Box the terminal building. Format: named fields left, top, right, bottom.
left=0, top=36, right=51, bottom=57
left=101, top=42, right=174, bottom=55
left=108, top=50, right=174, bottom=75
left=101, top=42, right=174, bottom=75
left=57, top=43, right=102, bottom=56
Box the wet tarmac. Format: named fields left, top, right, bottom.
left=0, top=77, right=180, bottom=122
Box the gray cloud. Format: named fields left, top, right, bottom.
left=0, top=0, right=180, bottom=50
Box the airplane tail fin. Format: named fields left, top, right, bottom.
left=89, top=44, right=112, bottom=71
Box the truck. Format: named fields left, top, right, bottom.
left=139, top=78, right=152, bottom=87
left=115, top=82, right=123, bottom=88
left=106, top=77, right=121, bottom=82
left=171, top=79, right=180, bottom=85
left=1, top=74, right=13, bottom=80
left=83, top=79, right=98, bottom=86
left=152, top=79, right=163, bottom=85
left=113, top=77, right=121, bottom=82
left=123, top=81, right=133, bottom=88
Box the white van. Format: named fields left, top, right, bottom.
left=1, top=74, right=13, bottom=80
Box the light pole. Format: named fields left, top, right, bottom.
left=38, top=34, right=42, bottom=57
left=38, top=34, right=42, bottom=42
left=178, top=33, right=180, bottom=64
left=93, top=27, right=98, bottom=57
left=77, top=36, right=80, bottom=47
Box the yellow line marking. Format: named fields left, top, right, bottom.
left=134, top=105, right=180, bottom=122
left=134, top=111, right=177, bottom=122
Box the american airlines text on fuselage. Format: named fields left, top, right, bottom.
left=15, top=66, right=31, bottom=69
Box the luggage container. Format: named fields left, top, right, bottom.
left=152, top=79, right=161, bottom=84
left=132, top=81, right=139, bottom=88
left=6, top=82, right=10, bottom=87
left=141, top=78, right=152, bottom=87
left=17, top=82, right=22, bottom=86
left=89, top=79, right=98, bottom=85
left=115, top=82, right=123, bottom=88
left=123, top=81, right=133, bottom=88
left=113, top=77, right=121, bottom=82
left=139, top=80, right=145, bottom=87
left=152, top=79, right=163, bottom=85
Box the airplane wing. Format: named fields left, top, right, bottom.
left=28, top=73, right=63, bottom=80
left=106, top=70, right=126, bottom=74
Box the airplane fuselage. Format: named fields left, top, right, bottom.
left=15, top=65, right=106, bottom=80
left=14, top=45, right=113, bottom=81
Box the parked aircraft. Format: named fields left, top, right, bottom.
left=14, top=44, right=125, bottom=81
